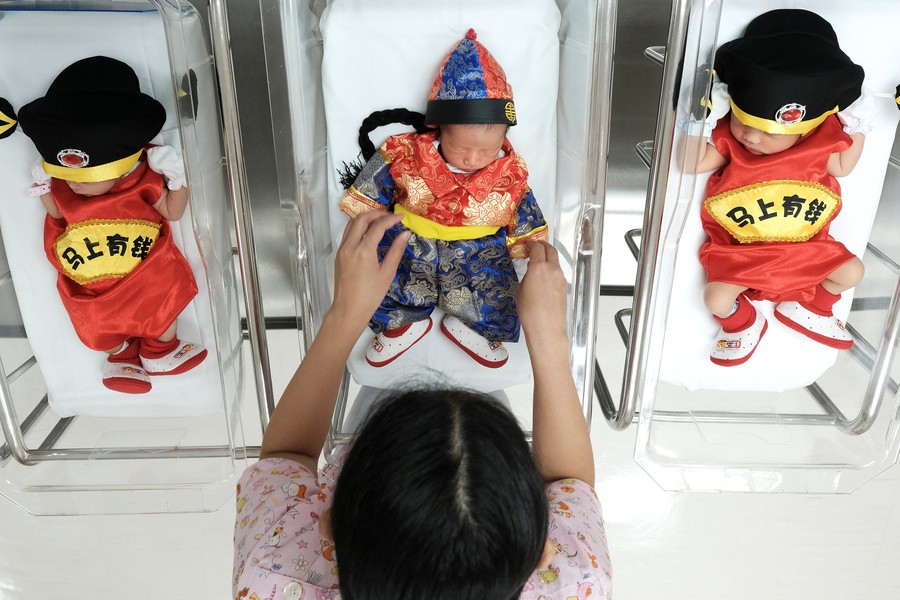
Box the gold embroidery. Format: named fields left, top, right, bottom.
left=339, top=189, right=385, bottom=218
left=461, top=191, right=515, bottom=226
left=54, top=219, right=161, bottom=284
left=504, top=101, right=516, bottom=124
left=705, top=180, right=840, bottom=243
left=507, top=225, right=549, bottom=258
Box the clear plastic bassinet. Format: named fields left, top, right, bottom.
left=262, top=0, right=617, bottom=445
left=0, top=0, right=249, bottom=515
left=595, top=0, right=900, bottom=493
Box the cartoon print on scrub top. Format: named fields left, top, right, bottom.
left=519, top=479, right=612, bottom=600
left=233, top=456, right=344, bottom=600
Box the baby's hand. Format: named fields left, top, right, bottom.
left=147, top=145, right=187, bottom=190
left=705, top=81, right=731, bottom=134
left=680, top=79, right=730, bottom=139
left=27, top=159, right=50, bottom=197
left=838, top=87, right=876, bottom=136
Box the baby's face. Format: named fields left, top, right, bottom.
left=439, top=123, right=507, bottom=172
left=729, top=113, right=802, bottom=156
left=65, top=178, right=118, bottom=197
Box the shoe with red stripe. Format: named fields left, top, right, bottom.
left=103, top=339, right=152, bottom=394
left=773, top=301, right=853, bottom=349
left=140, top=338, right=208, bottom=375
left=709, top=305, right=768, bottom=367
left=365, top=318, right=433, bottom=367
left=440, top=315, right=508, bottom=368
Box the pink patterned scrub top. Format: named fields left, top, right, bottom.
left=233, top=453, right=611, bottom=600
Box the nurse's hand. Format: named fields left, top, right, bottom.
left=331, top=211, right=410, bottom=330
left=517, top=240, right=568, bottom=346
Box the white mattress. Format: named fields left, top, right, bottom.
left=658, top=1, right=900, bottom=391
left=0, top=9, right=228, bottom=417
left=320, top=0, right=561, bottom=392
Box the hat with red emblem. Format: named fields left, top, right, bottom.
left=17, top=56, right=166, bottom=183
left=714, top=9, right=864, bottom=135
left=425, top=29, right=517, bottom=127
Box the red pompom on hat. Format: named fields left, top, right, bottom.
left=425, top=28, right=517, bottom=126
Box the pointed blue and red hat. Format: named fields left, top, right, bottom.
left=425, top=29, right=517, bottom=127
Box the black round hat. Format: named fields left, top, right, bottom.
left=18, top=56, right=166, bottom=182
left=714, top=9, right=864, bottom=135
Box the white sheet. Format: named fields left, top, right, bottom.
left=658, top=1, right=900, bottom=391
left=320, top=0, right=561, bottom=392
left=0, top=9, right=227, bottom=416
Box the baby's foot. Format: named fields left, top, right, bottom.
left=365, top=318, right=433, bottom=367
left=440, top=314, right=508, bottom=368
left=773, top=301, right=853, bottom=349
left=709, top=304, right=767, bottom=366
left=140, top=338, right=208, bottom=375
left=103, top=339, right=151, bottom=393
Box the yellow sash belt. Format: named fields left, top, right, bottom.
left=393, top=204, right=500, bottom=241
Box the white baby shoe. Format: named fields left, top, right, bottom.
left=140, top=340, right=208, bottom=375
left=102, top=360, right=152, bottom=394
left=440, top=314, right=509, bottom=368
left=709, top=304, right=768, bottom=367
left=365, top=318, right=433, bottom=367
left=773, top=301, right=853, bottom=349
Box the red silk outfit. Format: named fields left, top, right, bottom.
left=44, top=156, right=198, bottom=351
left=699, top=114, right=856, bottom=303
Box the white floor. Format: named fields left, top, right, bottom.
left=3, top=324, right=900, bottom=599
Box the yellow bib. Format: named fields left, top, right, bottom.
left=705, top=180, right=840, bottom=244
left=54, top=219, right=161, bottom=284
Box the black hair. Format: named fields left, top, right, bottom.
left=338, top=108, right=432, bottom=189
left=331, top=388, right=548, bottom=600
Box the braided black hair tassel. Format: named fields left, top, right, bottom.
left=338, top=108, right=432, bottom=189
left=337, top=158, right=367, bottom=190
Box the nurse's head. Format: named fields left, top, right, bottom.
left=330, top=388, right=551, bottom=600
